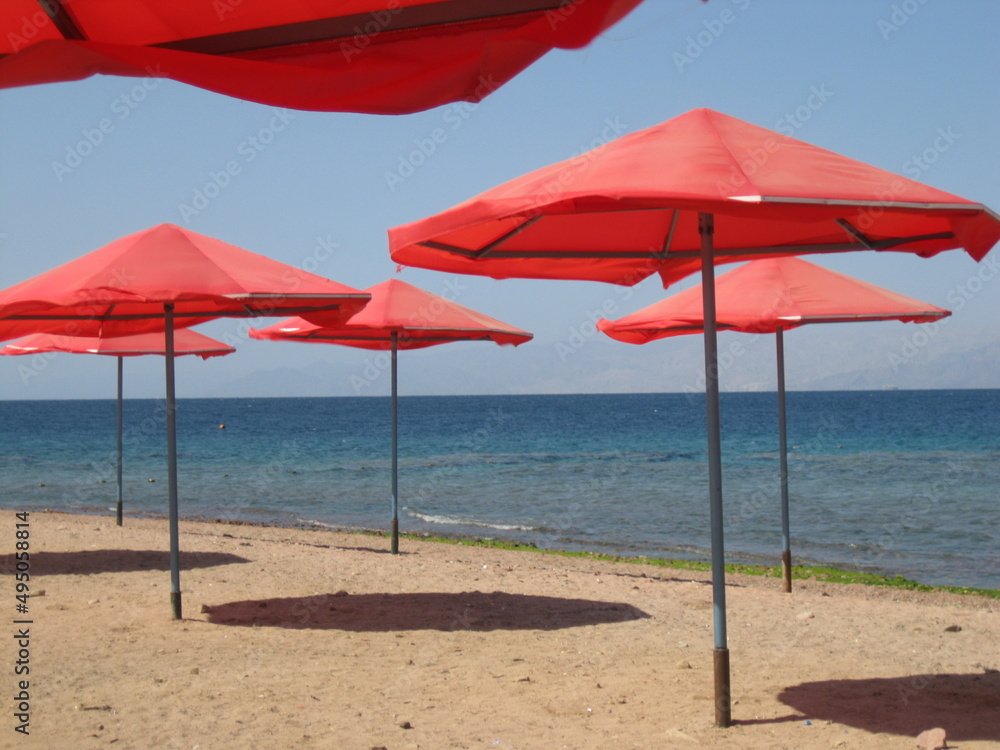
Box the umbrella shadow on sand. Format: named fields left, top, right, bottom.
left=3, top=549, right=250, bottom=576
left=773, top=672, right=1000, bottom=742
left=203, top=591, right=650, bottom=632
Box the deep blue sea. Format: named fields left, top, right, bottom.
left=2, top=391, right=998, bottom=589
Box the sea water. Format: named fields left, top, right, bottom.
left=1, top=391, right=997, bottom=589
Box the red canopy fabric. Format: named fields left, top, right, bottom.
left=251, top=278, right=531, bottom=349
left=0, top=0, right=643, bottom=113
left=389, top=108, right=1000, bottom=286
left=0, top=223, right=370, bottom=341
left=0, top=328, right=235, bottom=359
left=598, top=257, right=950, bottom=344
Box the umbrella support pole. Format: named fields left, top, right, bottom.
left=390, top=333, right=399, bottom=555
left=699, top=213, right=731, bottom=728
left=776, top=326, right=792, bottom=593
left=165, top=304, right=182, bottom=620
left=116, top=356, right=124, bottom=527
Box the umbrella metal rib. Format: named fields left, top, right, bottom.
left=155, top=0, right=574, bottom=55
left=417, top=230, right=956, bottom=260
left=36, top=0, right=85, bottom=41
left=2, top=303, right=355, bottom=322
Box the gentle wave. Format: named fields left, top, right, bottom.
left=407, top=508, right=542, bottom=533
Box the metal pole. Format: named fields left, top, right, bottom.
left=116, top=356, right=124, bottom=527
left=164, top=304, right=181, bottom=620
left=390, top=332, right=399, bottom=554
left=776, top=327, right=792, bottom=593
left=699, top=212, right=731, bottom=728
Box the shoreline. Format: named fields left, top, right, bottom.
left=7, top=509, right=1000, bottom=748
left=20, top=506, right=1000, bottom=599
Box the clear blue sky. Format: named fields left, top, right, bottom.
left=1, top=1, right=998, bottom=399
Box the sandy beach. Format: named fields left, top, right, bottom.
left=3, top=509, right=998, bottom=750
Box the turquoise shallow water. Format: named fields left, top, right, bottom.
left=2, top=390, right=998, bottom=589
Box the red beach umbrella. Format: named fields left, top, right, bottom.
left=0, top=0, right=643, bottom=113
left=0, top=223, right=369, bottom=342
left=1, top=328, right=236, bottom=527
left=598, top=256, right=951, bottom=592
left=388, top=107, right=1000, bottom=726
left=390, top=108, right=998, bottom=285
left=0, top=223, right=370, bottom=620
left=250, top=278, right=532, bottom=553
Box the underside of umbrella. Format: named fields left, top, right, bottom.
left=0, top=328, right=236, bottom=358
left=0, top=0, right=643, bottom=113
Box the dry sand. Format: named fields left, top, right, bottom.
left=2, top=509, right=998, bottom=750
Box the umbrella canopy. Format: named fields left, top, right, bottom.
left=0, top=223, right=369, bottom=620
left=259, top=278, right=533, bottom=349
left=598, top=256, right=951, bottom=341
left=0, top=223, right=370, bottom=342
left=389, top=107, right=1000, bottom=286
left=598, top=256, right=951, bottom=592
left=0, top=328, right=235, bottom=358
left=251, top=278, right=532, bottom=553
left=0, top=0, right=643, bottom=113
left=0, top=328, right=236, bottom=526
left=386, top=107, right=1000, bottom=727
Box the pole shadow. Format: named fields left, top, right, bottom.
left=1, top=549, right=250, bottom=575
left=203, top=591, right=650, bottom=632
left=778, top=672, right=1000, bottom=742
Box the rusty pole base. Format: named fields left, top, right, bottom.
left=782, top=549, right=792, bottom=593
left=390, top=519, right=399, bottom=555
left=714, top=647, right=732, bottom=727
left=171, top=591, right=182, bottom=621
